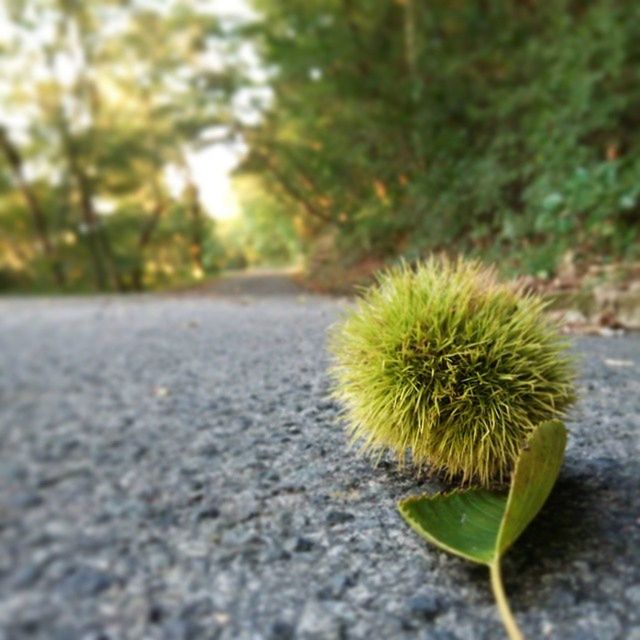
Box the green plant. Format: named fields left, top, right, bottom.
left=329, top=258, right=577, bottom=639
left=399, top=420, right=567, bottom=640
left=329, top=258, right=575, bottom=487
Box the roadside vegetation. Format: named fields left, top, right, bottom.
left=1, top=1, right=638, bottom=295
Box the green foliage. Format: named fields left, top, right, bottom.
left=329, top=258, right=575, bottom=486
left=240, top=0, right=640, bottom=276
left=399, top=420, right=567, bottom=639
left=399, top=420, right=567, bottom=563
left=0, top=0, right=229, bottom=292
left=220, top=176, right=301, bottom=267
left=4, top=1, right=640, bottom=290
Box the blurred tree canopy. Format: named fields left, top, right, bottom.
left=2, top=0, right=639, bottom=292
left=237, top=0, right=640, bottom=278
left=221, top=174, right=301, bottom=268
left=0, top=0, right=233, bottom=291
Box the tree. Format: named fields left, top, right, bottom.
left=0, top=0, right=230, bottom=291
left=236, top=0, right=640, bottom=276
left=0, top=125, right=66, bottom=286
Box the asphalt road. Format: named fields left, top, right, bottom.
left=180, top=268, right=306, bottom=298
left=0, top=286, right=639, bottom=640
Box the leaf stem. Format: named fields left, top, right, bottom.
left=490, top=561, right=525, bottom=640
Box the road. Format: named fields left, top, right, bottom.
left=181, top=268, right=307, bottom=298
left=0, top=281, right=639, bottom=640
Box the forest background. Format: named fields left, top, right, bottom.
left=1, top=0, right=638, bottom=295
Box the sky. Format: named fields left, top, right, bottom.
left=0, top=0, right=263, bottom=222
left=179, top=0, right=260, bottom=221
left=165, top=141, right=246, bottom=221
left=188, top=145, right=242, bottom=220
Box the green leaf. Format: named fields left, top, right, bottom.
left=398, top=420, right=567, bottom=639
left=398, top=419, right=567, bottom=565
left=496, top=420, right=567, bottom=555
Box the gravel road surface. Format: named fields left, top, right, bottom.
left=0, top=287, right=639, bottom=640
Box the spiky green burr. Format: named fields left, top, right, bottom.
left=329, top=258, right=575, bottom=487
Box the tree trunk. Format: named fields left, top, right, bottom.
left=132, top=193, right=166, bottom=290
left=46, top=16, right=121, bottom=292
left=69, top=154, right=108, bottom=291
left=185, top=182, right=205, bottom=271
left=178, top=158, right=206, bottom=272
left=58, top=120, right=121, bottom=291
left=0, top=126, right=66, bottom=287
left=139, top=200, right=165, bottom=250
